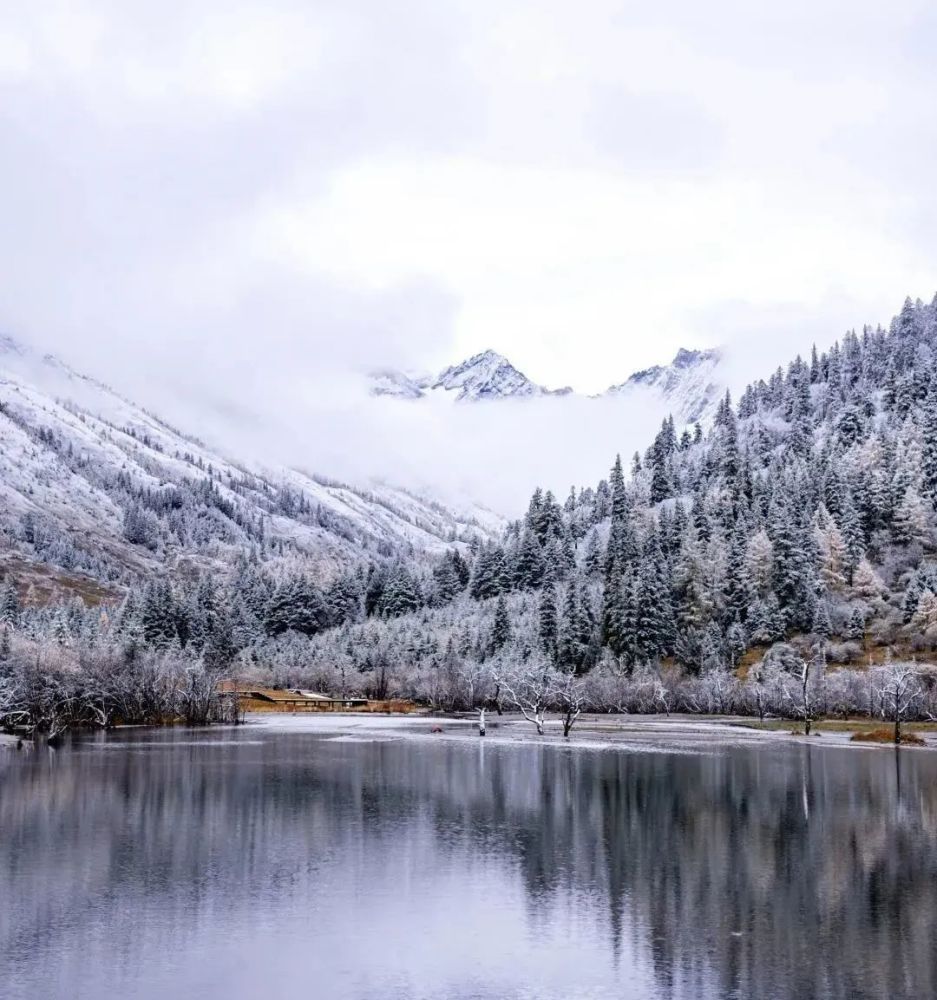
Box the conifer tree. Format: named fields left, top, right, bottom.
left=490, top=595, right=512, bottom=652
left=722, top=535, right=752, bottom=626
left=923, top=387, right=937, bottom=506
left=0, top=582, right=18, bottom=624
left=583, top=529, right=603, bottom=576
left=538, top=586, right=558, bottom=660
left=845, top=606, right=866, bottom=642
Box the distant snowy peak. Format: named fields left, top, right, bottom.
left=617, top=347, right=721, bottom=387
left=369, top=349, right=571, bottom=402
left=370, top=345, right=724, bottom=424
left=430, top=350, right=564, bottom=401
left=606, top=347, right=724, bottom=425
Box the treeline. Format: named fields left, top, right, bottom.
left=0, top=632, right=238, bottom=740
left=6, top=294, right=937, bottom=732
left=296, top=294, right=937, bottom=704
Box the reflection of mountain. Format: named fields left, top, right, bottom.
left=1, top=735, right=936, bottom=1000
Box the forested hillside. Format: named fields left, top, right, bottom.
left=0, top=335, right=500, bottom=600
left=4, top=294, right=937, bottom=730
left=286, top=294, right=937, bottom=692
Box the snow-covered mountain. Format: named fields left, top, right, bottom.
left=0, top=336, right=502, bottom=600
left=605, top=347, right=723, bottom=425
left=370, top=349, right=572, bottom=402
left=428, top=350, right=574, bottom=401
left=370, top=346, right=724, bottom=424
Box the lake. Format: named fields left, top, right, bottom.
left=1, top=718, right=935, bottom=1000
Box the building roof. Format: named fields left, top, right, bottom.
left=220, top=682, right=368, bottom=704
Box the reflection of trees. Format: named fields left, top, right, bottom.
left=2, top=733, right=937, bottom=1000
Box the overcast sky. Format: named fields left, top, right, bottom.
left=1, top=1, right=935, bottom=507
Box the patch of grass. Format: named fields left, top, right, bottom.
left=1, top=554, right=122, bottom=608
left=850, top=727, right=926, bottom=746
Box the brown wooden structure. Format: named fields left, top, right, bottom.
left=225, top=686, right=368, bottom=713
left=220, top=682, right=420, bottom=714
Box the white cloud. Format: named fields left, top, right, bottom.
left=0, top=0, right=934, bottom=514
left=252, top=156, right=929, bottom=391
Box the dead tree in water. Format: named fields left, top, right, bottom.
left=493, top=661, right=551, bottom=735
left=549, top=669, right=586, bottom=738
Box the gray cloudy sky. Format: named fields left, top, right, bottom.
left=1, top=1, right=935, bottom=507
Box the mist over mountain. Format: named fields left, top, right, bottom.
left=5, top=291, right=937, bottom=736
left=0, top=334, right=502, bottom=601
left=370, top=345, right=723, bottom=424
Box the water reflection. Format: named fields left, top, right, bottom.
left=1, top=728, right=935, bottom=1000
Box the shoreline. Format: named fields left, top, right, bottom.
left=5, top=712, right=936, bottom=752
left=240, top=711, right=937, bottom=752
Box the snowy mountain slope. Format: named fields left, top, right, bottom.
left=605, top=348, right=723, bottom=425
left=0, top=337, right=502, bottom=593
left=369, top=345, right=724, bottom=424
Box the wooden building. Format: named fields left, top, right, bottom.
left=228, top=686, right=370, bottom=713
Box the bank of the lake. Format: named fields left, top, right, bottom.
left=6, top=711, right=937, bottom=753
left=240, top=710, right=937, bottom=751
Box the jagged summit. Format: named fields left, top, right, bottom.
left=619, top=347, right=720, bottom=385
left=673, top=347, right=720, bottom=369
left=430, top=350, right=546, bottom=401
left=370, top=349, right=568, bottom=402
left=606, top=347, right=723, bottom=424
left=370, top=344, right=724, bottom=424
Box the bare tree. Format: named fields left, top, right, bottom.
left=493, top=660, right=552, bottom=736
left=457, top=658, right=488, bottom=712
left=872, top=662, right=921, bottom=744
left=747, top=658, right=787, bottom=722
left=549, top=669, right=586, bottom=738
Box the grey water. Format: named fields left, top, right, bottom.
left=1, top=722, right=936, bottom=1000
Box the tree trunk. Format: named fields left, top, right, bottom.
left=478, top=707, right=486, bottom=737
left=802, top=665, right=812, bottom=736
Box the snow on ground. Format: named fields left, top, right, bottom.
left=243, top=712, right=937, bottom=752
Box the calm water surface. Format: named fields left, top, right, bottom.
left=1, top=720, right=936, bottom=1000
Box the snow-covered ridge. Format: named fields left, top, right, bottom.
left=370, top=345, right=724, bottom=425
left=370, top=349, right=573, bottom=402
left=428, top=349, right=573, bottom=401
left=0, top=335, right=504, bottom=590
left=605, top=347, right=723, bottom=425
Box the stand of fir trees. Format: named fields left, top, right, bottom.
left=6, top=294, right=937, bottom=734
